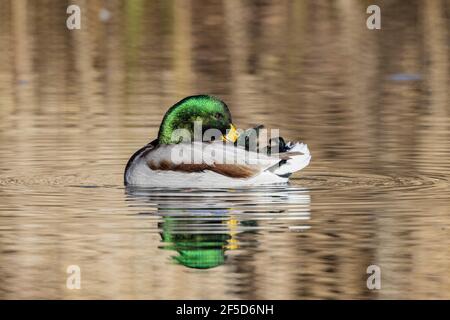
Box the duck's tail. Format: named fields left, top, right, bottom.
left=268, top=142, right=311, bottom=178
left=235, top=125, right=311, bottom=178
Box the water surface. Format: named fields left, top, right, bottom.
left=0, top=0, right=449, bottom=299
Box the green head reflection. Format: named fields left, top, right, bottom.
left=160, top=216, right=237, bottom=269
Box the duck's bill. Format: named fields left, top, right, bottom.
left=222, top=124, right=239, bottom=143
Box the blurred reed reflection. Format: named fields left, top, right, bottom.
left=0, top=0, right=449, bottom=299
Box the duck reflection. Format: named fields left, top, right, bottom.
left=126, top=186, right=311, bottom=269
left=159, top=216, right=240, bottom=269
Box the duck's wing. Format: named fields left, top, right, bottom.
left=144, top=142, right=282, bottom=179
left=234, top=125, right=265, bottom=151
left=234, top=125, right=292, bottom=154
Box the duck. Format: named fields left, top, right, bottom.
left=124, top=95, right=311, bottom=188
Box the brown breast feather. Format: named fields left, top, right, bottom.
left=148, top=159, right=260, bottom=179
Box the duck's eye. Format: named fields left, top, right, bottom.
left=215, top=113, right=223, bottom=120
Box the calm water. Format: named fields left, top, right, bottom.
left=0, top=0, right=449, bottom=299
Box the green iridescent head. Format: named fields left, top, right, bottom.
left=157, top=95, right=233, bottom=144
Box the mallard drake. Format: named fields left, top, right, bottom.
left=124, top=95, right=311, bottom=187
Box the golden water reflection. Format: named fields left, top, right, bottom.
left=0, top=0, right=449, bottom=299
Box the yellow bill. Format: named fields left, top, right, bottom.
left=222, top=124, right=239, bottom=143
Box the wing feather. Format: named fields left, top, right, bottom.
left=145, top=142, right=281, bottom=179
